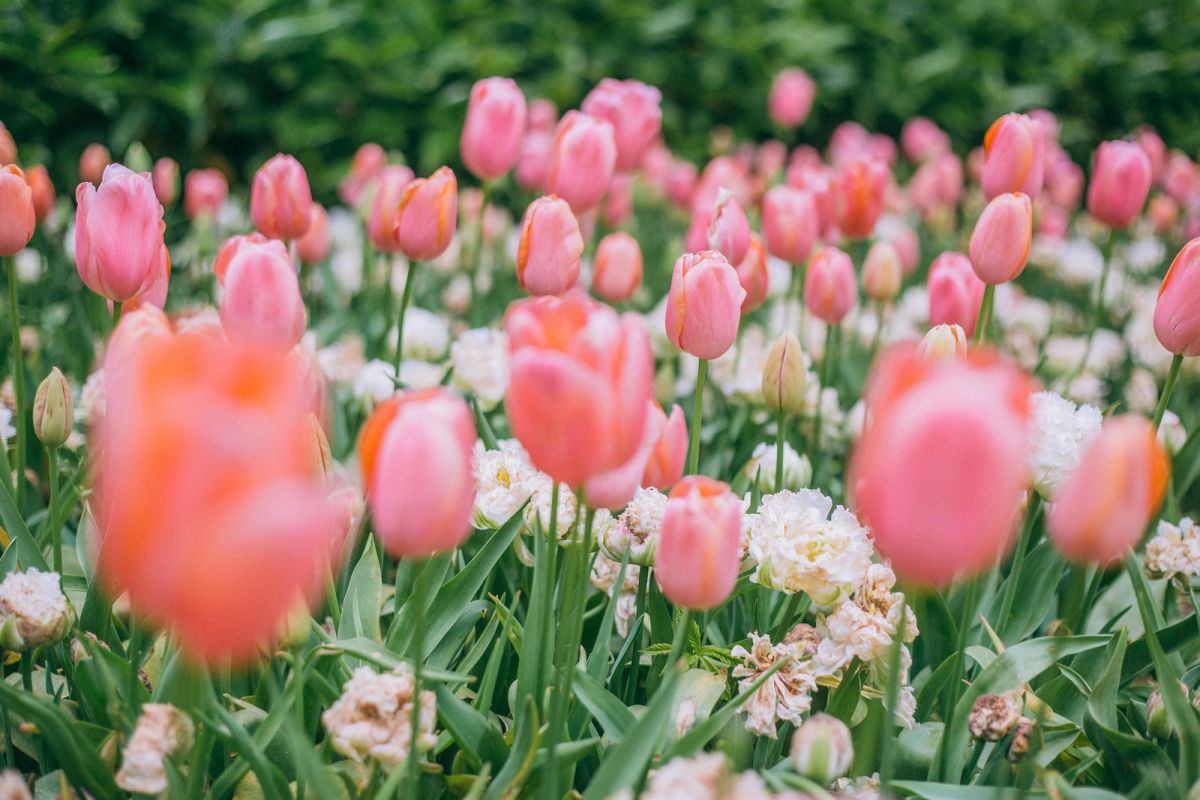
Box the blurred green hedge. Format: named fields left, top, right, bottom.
left=2, top=0, right=1198, bottom=197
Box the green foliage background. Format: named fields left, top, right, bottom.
left=2, top=0, right=1198, bottom=195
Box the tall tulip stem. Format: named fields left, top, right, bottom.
left=879, top=603, right=908, bottom=791
left=973, top=284, right=995, bottom=346
left=393, top=261, right=419, bottom=381
left=1152, top=353, right=1183, bottom=433
left=774, top=410, right=787, bottom=491
left=7, top=260, right=24, bottom=506
left=47, top=447, right=61, bottom=574
left=688, top=358, right=708, bottom=475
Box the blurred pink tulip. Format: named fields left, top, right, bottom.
left=1048, top=416, right=1168, bottom=564
left=461, top=77, right=528, bottom=181
left=706, top=189, right=750, bottom=265
left=969, top=192, right=1032, bottom=284
left=593, top=231, right=643, bottom=303
left=927, top=251, right=986, bottom=337
left=515, top=130, right=554, bottom=192
left=1045, top=151, right=1084, bottom=209
left=642, top=404, right=688, bottom=491
left=804, top=246, right=856, bottom=324
left=665, top=160, right=698, bottom=210
left=828, top=122, right=871, bottom=166
left=585, top=400, right=664, bottom=510
left=1133, top=126, right=1166, bottom=184
left=546, top=111, right=616, bottom=212
left=982, top=113, right=1045, bottom=199
left=655, top=476, right=742, bottom=609
left=1035, top=200, right=1070, bottom=239
left=1087, top=140, right=1152, bottom=229
left=367, top=165, right=416, bottom=252
left=79, top=143, right=111, bottom=185
left=603, top=173, right=634, bottom=228
left=251, top=154, right=313, bottom=240
left=909, top=154, right=963, bottom=220
left=219, top=237, right=306, bottom=351
left=582, top=78, right=663, bottom=172
left=762, top=184, right=818, bottom=264
left=734, top=234, right=769, bottom=314
left=888, top=226, right=920, bottom=275
left=338, top=143, right=387, bottom=207
left=0, top=164, right=35, bottom=256
left=0, top=123, right=14, bottom=165
left=395, top=166, right=458, bottom=261
left=834, top=157, right=888, bottom=240
left=184, top=168, right=228, bottom=219
left=124, top=245, right=171, bottom=312
left=850, top=346, right=1034, bottom=586
left=527, top=98, right=558, bottom=132
left=900, top=117, right=950, bottom=162
left=75, top=164, right=165, bottom=302
left=516, top=195, right=583, bottom=296
left=505, top=290, right=653, bottom=487
left=1148, top=194, right=1179, bottom=236
left=768, top=69, right=816, bottom=128
left=296, top=204, right=331, bottom=264
left=214, top=232, right=269, bottom=285
left=862, top=240, right=902, bottom=303
left=23, top=165, right=55, bottom=224
left=151, top=158, right=178, bottom=206
left=786, top=164, right=836, bottom=240
left=1154, top=237, right=1200, bottom=356
left=1163, top=151, right=1200, bottom=205
left=665, top=250, right=745, bottom=359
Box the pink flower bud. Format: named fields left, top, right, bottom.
left=1045, top=150, right=1084, bottom=209
left=213, top=233, right=268, bottom=285
left=516, top=195, right=583, bottom=296
left=734, top=234, right=770, bottom=314
left=1087, top=140, right=1152, bottom=230
left=665, top=160, right=697, bottom=210
left=461, top=77, right=528, bottom=181
left=982, top=113, right=1045, bottom=200
left=901, top=117, right=950, bottom=162
left=361, top=389, right=477, bottom=558
left=1134, top=126, right=1166, bottom=184
left=888, top=226, right=920, bottom=276
left=968, top=192, right=1032, bottom=285
left=804, top=247, right=856, bottom=324
left=514, top=130, right=553, bottom=192
left=295, top=204, right=331, bottom=265
left=1163, top=151, right=1199, bottom=204
left=24, top=165, right=55, bottom=224
left=706, top=189, right=750, bottom=265
left=862, top=240, right=902, bottom=302
left=850, top=346, right=1034, bottom=586
left=593, top=231, right=643, bottom=303
left=0, top=165, right=35, bottom=256
left=338, top=142, right=388, bottom=207
left=834, top=157, right=888, bottom=240
left=829, top=122, right=871, bottom=165
left=528, top=98, right=558, bottom=132
left=762, top=185, right=818, bottom=264
left=1035, top=199, right=1069, bottom=239
left=367, top=165, right=416, bottom=252
left=124, top=245, right=171, bottom=312
left=656, top=476, right=742, bottom=610
left=1048, top=416, right=1168, bottom=564
left=665, top=250, right=746, bottom=359
left=505, top=291, right=653, bottom=487
left=786, top=164, right=836, bottom=240
left=251, top=154, right=313, bottom=240
left=1154, top=237, right=1200, bottom=356
left=79, top=143, right=111, bottom=185
left=909, top=154, right=963, bottom=220
left=603, top=174, right=634, bottom=228
left=642, top=404, right=688, bottom=491
left=0, top=123, right=14, bottom=165
left=75, top=164, right=165, bottom=302
left=151, top=158, right=178, bottom=206
left=219, top=238, right=306, bottom=351
left=581, top=78, right=662, bottom=172
left=184, top=169, right=228, bottom=220
left=545, top=111, right=616, bottom=212
left=768, top=69, right=816, bottom=128
left=928, top=251, right=986, bottom=336
left=1148, top=195, right=1179, bottom=236
left=919, top=324, right=969, bottom=360
left=394, top=166, right=458, bottom=261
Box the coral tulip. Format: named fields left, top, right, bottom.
left=585, top=400, right=664, bottom=510
left=367, top=165, right=416, bottom=253
left=706, top=189, right=750, bottom=265
left=1154, top=237, right=1200, bottom=356
left=394, top=166, right=457, bottom=261
left=768, top=69, right=816, bottom=128
left=152, top=158, right=178, bottom=206
left=213, top=233, right=269, bottom=285
left=296, top=204, right=331, bottom=265
left=0, top=123, right=14, bottom=165
left=928, top=252, right=986, bottom=336
left=655, top=476, right=742, bottom=609
left=339, top=142, right=388, bottom=207
left=516, top=195, right=583, bottom=296
left=219, top=238, right=306, bottom=351
left=251, top=154, right=313, bottom=240
left=900, top=117, right=950, bottom=162
left=804, top=247, right=856, bottom=324
left=0, top=165, right=35, bottom=256
left=734, top=234, right=769, bottom=314
left=982, top=113, right=1045, bottom=200
left=762, top=184, right=818, bottom=264
left=461, top=77, right=528, bottom=181
left=592, top=231, right=643, bottom=303
left=665, top=251, right=746, bottom=360
left=581, top=78, right=662, bottom=172
left=1086, top=140, right=1152, bottom=230
left=75, top=164, right=164, bottom=302
left=79, top=144, right=111, bottom=185
left=834, top=157, right=888, bottom=240
left=545, top=111, right=616, bottom=212
left=968, top=192, right=1032, bottom=285
left=642, top=404, right=688, bottom=491
left=24, top=165, right=55, bottom=224
left=184, top=169, right=228, bottom=220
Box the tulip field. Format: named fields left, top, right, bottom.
left=4, top=55, right=1200, bottom=800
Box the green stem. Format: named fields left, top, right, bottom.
left=774, top=410, right=787, bottom=491
left=879, top=603, right=908, bottom=792
left=47, top=447, right=60, bottom=574
left=663, top=608, right=692, bottom=675
left=324, top=564, right=342, bottom=629
left=8, top=260, right=25, bottom=507
left=811, top=324, right=838, bottom=480
left=1152, top=353, right=1183, bottom=433
left=405, top=555, right=428, bottom=800
left=393, top=261, right=419, bottom=380
left=770, top=591, right=806, bottom=641
left=973, top=284, right=995, bottom=346
left=997, top=496, right=1042, bottom=635
left=687, top=358, right=708, bottom=475
left=868, top=301, right=885, bottom=361
left=624, top=565, right=650, bottom=703
left=469, top=182, right=489, bottom=323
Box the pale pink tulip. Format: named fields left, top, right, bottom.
left=982, top=113, right=1045, bottom=199
left=593, top=231, right=643, bottom=303
left=394, top=166, right=458, bottom=261
left=927, top=252, right=986, bottom=337
left=655, top=476, right=742, bottom=609
left=665, top=251, right=746, bottom=359
left=804, top=247, right=856, bottom=324
left=251, top=153, right=313, bottom=240
left=762, top=184, right=818, bottom=264
left=768, top=69, right=816, bottom=128
left=75, top=164, right=165, bottom=302
left=581, top=78, right=662, bottom=172
left=642, top=404, right=688, bottom=491
left=1087, top=140, right=1152, bottom=229
left=545, top=111, right=616, bottom=212
left=219, top=238, right=306, bottom=351
left=461, top=77, right=528, bottom=181
left=516, top=195, right=583, bottom=296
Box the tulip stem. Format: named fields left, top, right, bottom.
left=997, top=496, right=1042, bottom=636
left=879, top=603, right=908, bottom=792
left=1152, top=353, right=1183, bottom=433
left=688, top=358, right=708, bottom=475
left=406, top=555, right=428, bottom=800
left=324, top=564, right=341, bottom=629
left=47, top=446, right=61, bottom=575
left=774, top=410, right=787, bottom=491
left=811, top=324, right=838, bottom=480
left=470, top=181, right=490, bottom=323
left=663, top=607, right=692, bottom=675
left=7, top=261, right=24, bottom=507
left=393, top=261, right=419, bottom=382
left=973, top=284, right=995, bottom=346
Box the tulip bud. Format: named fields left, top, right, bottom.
left=968, top=692, right=1022, bottom=741
left=791, top=713, right=853, bottom=785
left=1154, top=238, right=1200, bottom=357
left=734, top=234, right=769, bottom=314
left=762, top=185, right=818, bottom=264
left=592, top=231, right=643, bottom=303
left=969, top=192, right=1033, bottom=285
left=706, top=188, right=750, bottom=265
left=762, top=332, right=806, bottom=415
left=394, top=166, right=458, bottom=262
left=835, top=157, right=888, bottom=240
left=0, top=164, right=35, bottom=256
left=1146, top=681, right=1191, bottom=739
left=461, top=77, right=528, bottom=181
left=0, top=568, right=74, bottom=651
left=24, top=164, right=55, bottom=224
left=655, top=476, right=742, bottom=610
left=982, top=113, right=1045, bottom=199
left=79, top=143, right=111, bottom=185
left=928, top=251, right=986, bottom=336
left=33, top=367, right=73, bottom=449
left=184, top=168, right=229, bottom=220
left=642, top=404, right=688, bottom=492
left=546, top=111, right=616, bottom=212
left=919, top=324, right=968, bottom=360
left=804, top=247, right=857, bottom=324
left=75, top=164, right=166, bottom=302
left=768, top=68, right=816, bottom=128
left=516, top=195, right=583, bottom=296
left=306, top=413, right=333, bottom=480
left=862, top=240, right=902, bottom=302
left=338, top=142, right=387, bottom=207
left=0, top=123, right=15, bottom=165
left=250, top=153, right=313, bottom=240
left=1087, top=140, right=1152, bottom=230
left=152, top=158, right=179, bottom=206
left=581, top=78, right=663, bottom=173
left=295, top=204, right=331, bottom=265
left=665, top=251, right=746, bottom=359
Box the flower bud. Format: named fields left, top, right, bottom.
left=0, top=568, right=74, bottom=651
left=79, top=143, right=111, bottom=185
left=969, top=192, right=1033, bottom=285
left=24, top=165, right=55, bottom=224
left=706, top=188, right=750, bottom=266
left=762, top=184, right=818, bottom=264
left=250, top=153, right=313, bottom=240
left=968, top=692, right=1022, bottom=741
left=115, top=704, right=195, bottom=796
left=804, top=246, right=857, bottom=324
left=0, top=770, right=31, bottom=800
left=762, top=331, right=806, bottom=415
left=791, top=713, right=853, bottom=784
left=460, top=77, right=527, bottom=181
left=394, top=166, right=458, bottom=262
left=919, top=324, right=968, bottom=360
left=592, top=231, right=643, bottom=303
left=152, top=158, right=179, bottom=207
left=1146, top=681, right=1190, bottom=739
left=1154, top=237, right=1200, bottom=357
left=1087, top=140, right=1152, bottom=230
left=0, top=164, right=36, bottom=257
left=928, top=252, right=985, bottom=336
left=982, top=113, right=1045, bottom=200
left=734, top=234, right=769, bottom=314
left=306, top=413, right=333, bottom=480
left=581, top=78, right=662, bottom=173
left=546, top=111, right=616, bottom=212
left=516, top=195, right=583, bottom=296
left=862, top=239, right=902, bottom=302
left=33, top=367, right=73, bottom=449
left=656, top=476, right=742, bottom=610
left=768, top=68, right=816, bottom=128
left=665, top=251, right=745, bottom=359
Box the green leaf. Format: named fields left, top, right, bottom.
left=338, top=541, right=381, bottom=642
left=572, top=666, right=636, bottom=740
left=892, top=781, right=1126, bottom=800
left=483, top=695, right=540, bottom=800
left=434, top=683, right=509, bottom=771
left=583, top=666, right=681, bottom=800
left=0, top=472, right=48, bottom=571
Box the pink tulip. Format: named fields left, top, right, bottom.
left=900, top=117, right=950, bottom=162
left=213, top=232, right=269, bottom=285
left=665, top=160, right=698, bottom=210
left=1133, top=126, right=1166, bottom=184
left=361, top=389, right=477, bottom=557
left=505, top=290, right=653, bottom=487
left=850, top=346, right=1034, bottom=586
left=1045, top=151, right=1084, bottom=209
left=1154, top=237, right=1200, bottom=356
left=367, top=165, right=416, bottom=252
left=828, top=122, right=871, bottom=166
left=516, top=195, right=583, bottom=296
left=1047, top=416, right=1169, bottom=564
left=756, top=140, right=789, bottom=182
left=219, top=238, right=306, bottom=351
left=888, top=226, right=920, bottom=276
left=641, top=405, right=687, bottom=492
left=982, top=113, right=1045, bottom=199
left=969, top=192, right=1033, bottom=285
left=0, top=165, right=35, bottom=256
left=124, top=245, right=171, bottom=312
left=706, top=189, right=750, bottom=265
left=869, top=133, right=898, bottom=167
left=395, top=166, right=458, bottom=261
left=1148, top=195, right=1179, bottom=236
left=665, top=250, right=746, bottom=360
left=692, top=156, right=752, bottom=216
left=593, top=231, right=643, bottom=303
left=0, top=124, right=14, bottom=166
left=581, top=78, right=663, bottom=172
left=655, top=476, right=742, bottom=610
left=515, top=130, right=554, bottom=192
left=151, top=158, right=178, bottom=206
left=338, top=143, right=387, bottom=207
left=585, top=400, right=664, bottom=510
left=251, top=154, right=313, bottom=240
left=1163, top=151, right=1200, bottom=205
left=461, top=77, right=528, bottom=181
left=296, top=204, right=331, bottom=264
left=768, top=69, right=816, bottom=128
left=834, top=157, right=888, bottom=240
left=862, top=240, right=902, bottom=303
left=24, top=165, right=55, bottom=224
left=527, top=98, right=558, bottom=132
left=927, top=251, right=986, bottom=337
left=184, top=169, right=229, bottom=219
left=762, top=184, right=818, bottom=264
left=1087, top=140, right=1152, bottom=229
left=545, top=111, right=616, bottom=212
left=804, top=247, right=856, bottom=324
left=909, top=154, right=962, bottom=220
left=75, top=164, right=165, bottom=302
left=734, top=234, right=770, bottom=314
left=786, top=164, right=836, bottom=240
left=79, top=143, right=111, bottom=185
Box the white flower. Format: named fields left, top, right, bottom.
left=321, top=664, right=437, bottom=768
left=14, top=250, right=41, bottom=284
left=115, top=704, right=194, bottom=796
left=442, top=274, right=472, bottom=315
left=398, top=359, right=444, bottom=390
left=731, top=632, right=818, bottom=738
left=0, top=568, right=73, bottom=651
left=0, top=770, right=30, bottom=800
left=641, top=752, right=773, bottom=800
left=813, top=563, right=917, bottom=675
left=832, top=773, right=883, bottom=800
left=450, top=328, right=509, bottom=411
left=710, top=325, right=770, bottom=404
left=1125, top=368, right=1159, bottom=415
left=1055, top=238, right=1105, bottom=286
left=745, top=490, right=874, bottom=606
left=1145, top=517, right=1200, bottom=583
left=600, top=486, right=667, bottom=566
left=396, top=307, right=450, bottom=361
left=472, top=439, right=541, bottom=529
left=844, top=400, right=866, bottom=441
left=805, top=384, right=844, bottom=442
left=738, top=441, right=812, bottom=494
left=1062, top=373, right=1105, bottom=407
left=589, top=554, right=641, bottom=637
left=77, top=369, right=106, bottom=427
left=327, top=207, right=365, bottom=294
left=1028, top=391, right=1103, bottom=499
left=0, top=406, right=14, bottom=443
left=316, top=335, right=367, bottom=385
left=1123, top=235, right=1166, bottom=276
left=1158, top=411, right=1187, bottom=455
left=523, top=474, right=580, bottom=541
left=353, top=359, right=397, bottom=404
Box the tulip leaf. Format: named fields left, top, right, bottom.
left=0, top=472, right=48, bottom=571
left=483, top=695, right=540, bottom=800
left=892, top=781, right=1126, bottom=800
left=338, top=539, right=382, bottom=642
left=434, top=682, right=510, bottom=771
left=583, top=665, right=681, bottom=800
left=572, top=665, right=636, bottom=741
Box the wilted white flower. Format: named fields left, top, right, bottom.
left=968, top=692, right=1022, bottom=741
left=745, top=489, right=874, bottom=606
left=450, top=328, right=509, bottom=411
left=1145, top=517, right=1200, bottom=583
left=524, top=474, right=579, bottom=540
left=353, top=359, right=397, bottom=404
left=0, top=568, right=73, bottom=651
left=731, top=632, right=819, bottom=738
left=472, top=439, right=540, bottom=529
left=115, top=704, right=195, bottom=796
left=395, top=307, right=450, bottom=361
left=640, top=752, right=773, bottom=800
left=77, top=369, right=106, bottom=427
left=600, top=486, right=667, bottom=566
left=1028, top=391, right=1103, bottom=499
left=832, top=773, right=883, bottom=800
left=1158, top=410, right=1187, bottom=455
left=738, top=441, right=812, bottom=494
left=322, top=664, right=437, bottom=767
left=589, top=554, right=640, bottom=637
left=813, top=563, right=917, bottom=675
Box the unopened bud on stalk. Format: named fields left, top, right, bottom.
left=32, top=367, right=73, bottom=449
left=791, top=713, right=853, bottom=784
left=968, top=692, right=1022, bottom=741
left=1146, top=681, right=1190, bottom=739
left=762, top=331, right=806, bottom=415
left=919, top=324, right=968, bottom=360
left=0, top=568, right=74, bottom=651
